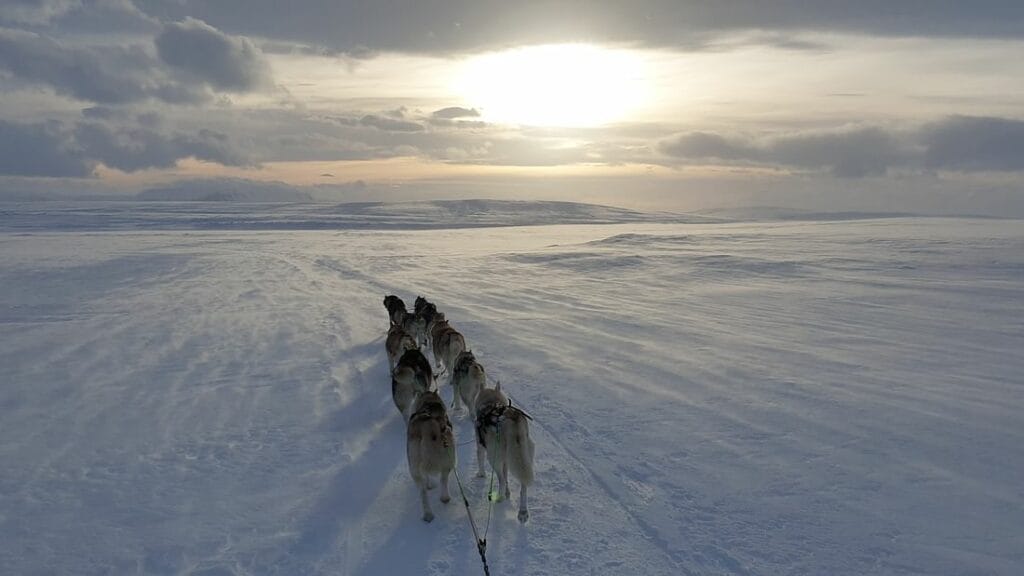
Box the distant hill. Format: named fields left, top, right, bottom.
left=325, top=199, right=716, bottom=227
left=0, top=198, right=715, bottom=232
left=694, top=206, right=920, bottom=222
left=137, top=179, right=313, bottom=202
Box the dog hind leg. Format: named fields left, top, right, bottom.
left=452, top=381, right=463, bottom=413
left=518, top=483, right=529, bottom=523
left=475, top=442, right=487, bottom=478
left=418, top=479, right=434, bottom=523
left=440, top=469, right=451, bottom=504
left=500, top=459, right=510, bottom=501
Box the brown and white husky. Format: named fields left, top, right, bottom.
left=474, top=382, right=535, bottom=523
left=406, top=390, right=455, bottom=522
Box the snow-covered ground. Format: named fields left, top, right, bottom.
left=1, top=202, right=1022, bottom=575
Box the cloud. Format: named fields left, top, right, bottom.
left=0, top=27, right=205, bottom=104
left=0, top=119, right=91, bottom=176
left=660, top=132, right=757, bottom=161
left=155, top=18, right=271, bottom=91
left=770, top=127, right=904, bottom=178
left=45, top=0, right=160, bottom=35
left=429, top=107, right=486, bottom=128
left=0, top=16, right=271, bottom=106
left=74, top=121, right=251, bottom=172
left=0, top=116, right=250, bottom=177
left=923, top=116, right=1024, bottom=172
left=0, top=0, right=79, bottom=25
left=358, top=114, right=424, bottom=132
left=432, top=107, right=480, bottom=119
left=125, top=1, right=1024, bottom=56
left=662, top=118, right=1024, bottom=177
left=661, top=127, right=907, bottom=177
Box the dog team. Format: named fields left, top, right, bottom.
left=383, top=294, right=535, bottom=524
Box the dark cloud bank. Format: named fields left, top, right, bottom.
left=0, top=11, right=272, bottom=105
left=660, top=117, right=1024, bottom=178
left=11, top=2, right=1023, bottom=59
left=127, top=0, right=1024, bottom=55
left=0, top=118, right=249, bottom=177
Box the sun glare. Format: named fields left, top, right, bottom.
left=453, top=44, right=651, bottom=127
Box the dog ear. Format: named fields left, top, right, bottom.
left=495, top=380, right=502, bottom=392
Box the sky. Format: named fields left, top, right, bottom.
left=2, top=0, right=1024, bottom=214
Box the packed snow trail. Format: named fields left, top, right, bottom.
left=1, top=212, right=1023, bottom=575
left=0, top=229, right=681, bottom=575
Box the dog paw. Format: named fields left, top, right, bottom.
left=518, top=509, right=529, bottom=523
left=440, top=494, right=451, bottom=504
left=422, top=511, right=434, bottom=523
left=475, top=470, right=486, bottom=478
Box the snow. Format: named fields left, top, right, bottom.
left=0, top=199, right=709, bottom=233
left=1, top=202, right=1022, bottom=575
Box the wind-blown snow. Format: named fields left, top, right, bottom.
left=0, top=199, right=709, bottom=233
left=1, top=203, right=1021, bottom=575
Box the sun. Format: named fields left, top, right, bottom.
left=453, top=44, right=651, bottom=128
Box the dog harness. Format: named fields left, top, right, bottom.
left=410, top=402, right=453, bottom=447
left=475, top=399, right=532, bottom=448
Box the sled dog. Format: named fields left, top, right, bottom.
left=432, top=325, right=466, bottom=377
left=474, top=383, right=535, bottom=522
left=383, top=294, right=407, bottom=326
left=401, top=310, right=427, bottom=349
left=414, top=295, right=433, bottom=316
left=406, top=390, right=455, bottom=522
left=391, top=348, right=433, bottom=420
left=385, top=325, right=418, bottom=369
left=416, top=302, right=439, bottom=347
left=450, top=350, right=486, bottom=415
left=425, top=310, right=446, bottom=343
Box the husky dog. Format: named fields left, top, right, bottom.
left=392, top=348, right=434, bottom=420
left=425, top=310, right=446, bottom=344
left=414, top=295, right=433, bottom=316
left=385, top=325, right=418, bottom=369
left=401, top=311, right=427, bottom=349
left=450, top=350, right=486, bottom=415
left=432, top=325, right=466, bottom=377
left=474, top=383, right=535, bottom=523
left=383, top=295, right=407, bottom=326
left=416, top=303, right=439, bottom=347
left=406, top=390, right=455, bottom=522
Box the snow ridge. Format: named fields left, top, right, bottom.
left=0, top=200, right=712, bottom=232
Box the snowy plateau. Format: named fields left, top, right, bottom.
left=1, top=200, right=1022, bottom=576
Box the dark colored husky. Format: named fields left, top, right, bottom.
left=385, top=324, right=418, bottom=369
left=383, top=294, right=407, bottom=326
left=414, top=295, right=433, bottom=316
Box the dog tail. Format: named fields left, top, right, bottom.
left=507, top=414, right=535, bottom=486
